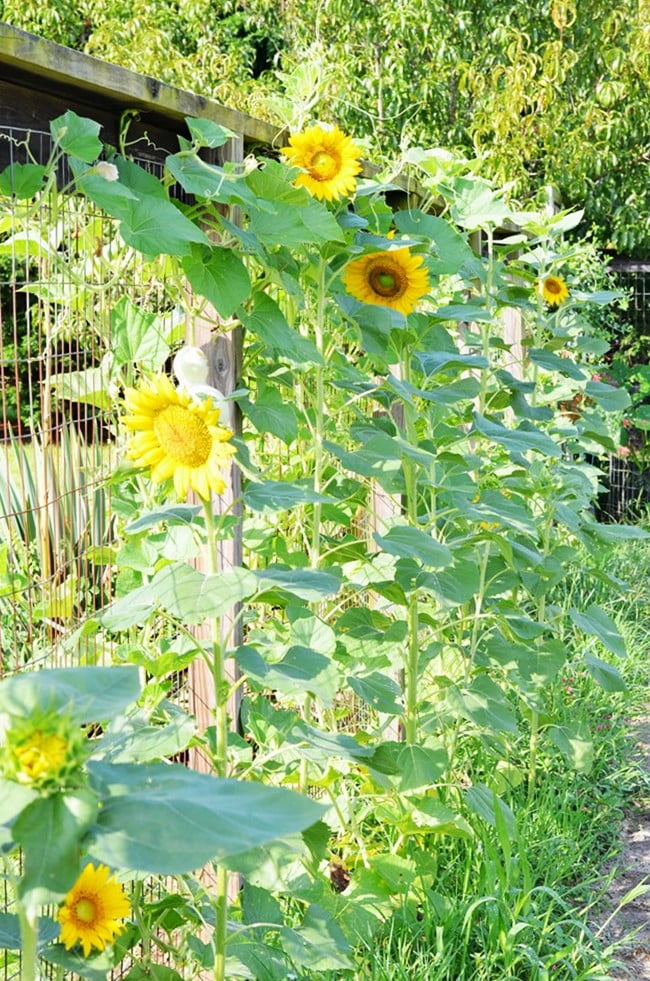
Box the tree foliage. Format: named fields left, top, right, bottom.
left=2, top=0, right=649, bottom=253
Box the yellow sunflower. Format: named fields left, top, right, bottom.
left=281, top=125, right=362, bottom=201
left=342, top=247, right=430, bottom=315
left=58, top=863, right=130, bottom=957
left=540, top=275, right=569, bottom=307
left=123, top=375, right=235, bottom=501
left=14, top=730, right=68, bottom=782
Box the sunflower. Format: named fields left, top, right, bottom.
left=342, top=247, right=430, bottom=315
left=281, top=125, right=362, bottom=201
left=540, top=275, right=569, bottom=307
left=14, top=730, right=68, bottom=782
left=58, top=863, right=130, bottom=957
left=123, top=375, right=235, bottom=500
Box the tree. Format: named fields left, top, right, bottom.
left=2, top=0, right=649, bottom=253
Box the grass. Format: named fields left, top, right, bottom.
left=318, top=533, right=650, bottom=980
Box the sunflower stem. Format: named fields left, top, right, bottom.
left=300, top=257, right=327, bottom=794
left=131, top=880, right=151, bottom=967
left=202, top=497, right=229, bottom=981
left=17, top=902, right=38, bottom=981
left=402, top=349, right=420, bottom=745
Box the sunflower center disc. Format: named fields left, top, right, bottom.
left=75, top=898, right=97, bottom=924
left=546, top=279, right=561, bottom=293
left=154, top=405, right=212, bottom=468
left=309, top=150, right=338, bottom=180
left=369, top=265, right=403, bottom=298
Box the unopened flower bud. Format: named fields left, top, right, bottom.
left=95, top=162, right=119, bottom=182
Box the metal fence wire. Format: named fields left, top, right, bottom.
left=595, top=261, right=650, bottom=521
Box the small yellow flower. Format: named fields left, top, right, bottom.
left=14, top=730, right=68, bottom=781
left=123, top=375, right=235, bottom=500
left=540, top=275, right=569, bottom=307
left=479, top=521, right=500, bottom=531
left=58, top=863, right=130, bottom=957
left=281, top=125, right=362, bottom=201
left=342, top=247, right=430, bottom=315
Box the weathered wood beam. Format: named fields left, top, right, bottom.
left=0, top=22, right=285, bottom=149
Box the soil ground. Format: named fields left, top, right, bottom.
left=597, top=720, right=650, bottom=980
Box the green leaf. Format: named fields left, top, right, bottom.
left=185, top=116, right=235, bottom=148
left=393, top=210, right=474, bottom=275
left=585, top=380, right=630, bottom=411
left=51, top=111, right=102, bottom=162
left=81, top=158, right=209, bottom=257
left=244, top=480, right=332, bottom=512
left=97, top=710, right=197, bottom=763
left=152, top=564, right=258, bottom=623
left=228, top=940, right=291, bottom=980
left=118, top=194, right=208, bottom=257
left=374, top=526, right=452, bottom=568
left=182, top=243, right=251, bottom=318
left=286, top=722, right=373, bottom=763
left=166, top=153, right=258, bottom=207
left=369, top=742, right=448, bottom=791
left=124, top=504, right=202, bottom=534
left=50, top=365, right=112, bottom=411
left=237, top=645, right=339, bottom=707
left=241, top=882, right=284, bottom=928
left=465, top=784, right=515, bottom=838
left=426, top=560, right=481, bottom=606
left=585, top=653, right=627, bottom=692
left=472, top=412, right=560, bottom=457
left=0, top=913, right=59, bottom=950
left=100, top=586, right=156, bottom=631
left=0, top=665, right=141, bottom=722
left=347, top=672, right=403, bottom=715
left=0, top=163, right=47, bottom=199
left=280, top=905, right=354, bottom=972
left=446, top=676, right=518, bottom=733
left=254, top=566, right=341, bottom=602
left=241, top=293, right=323, bottom=366
left=529, top=348, right=587, bottom=381
left=110, top=296, right=169, bottom=370
left=570, top=603, right=627, bottom=657
left=450, top=178, right=510, bottom=229
left=417, top=351, right=488, bottom=376
left=0, top=779, right=37, bottom=836
left=41, top=944, right=115, bottom=981
left=14, top=792, right=97, bottom=908
left=88, top=761, right=324, bottom=873
left=241, top=387, right=299, bottom=444
left=584, top=521, right=650, bottom=544
left=247, top=166, right=344, bottom=246
left=432, top=302, right=492, bottom=322
left=548, top=722, right=593, bottom=773
left=368, top=852, right=416, bottom=893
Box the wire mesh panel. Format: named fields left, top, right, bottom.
left=0, top=130, right=188, bottom=679
left=595, top=260, right=650, bottom=519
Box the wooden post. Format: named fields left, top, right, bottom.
left=188, top=134, right=245, bottom=773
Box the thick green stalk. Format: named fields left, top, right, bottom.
left=528, top=514, right=553, bottom=798
left=202, top=498, right=228, bottom=981
left=300, top=259, right=328, bottom=792
left=17, top=904, right=38, bottom=981
left=402, top=352, right=420, bottom=744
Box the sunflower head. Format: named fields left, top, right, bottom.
left=281, top=125, right=362, bottom=202
left=540, top=275, right=569, bottom=307
left=2, top=713, right=85, bottom=789
left=58, top=863, right=130, bottom=957
left=123, top=375, right=236, bottom=501
left=342, top=247, right=430, bottom=315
